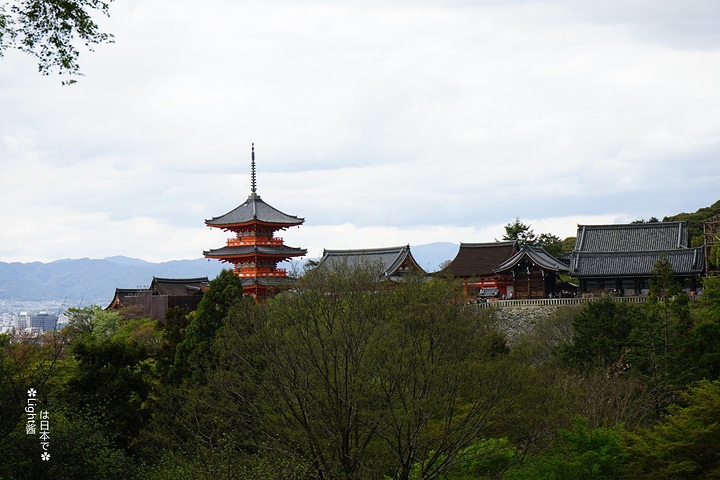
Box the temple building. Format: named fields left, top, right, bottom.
left=315, top=245, right=426, bottom=281
left=203, top=145, right=307, bottom=298
left=567, top=221, right=704, bottom=295
left=494, top=245, right=569, bottom=299
left=107, top=277, right=209, bottom=320
left=438, top=241, right=517, bottom=298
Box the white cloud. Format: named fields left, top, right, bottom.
left=0, top=0, right=718, bottom=263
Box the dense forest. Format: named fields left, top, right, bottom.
left=2, top=265, right=720, bottom=479
left=1, top=202, right=720, bottom=479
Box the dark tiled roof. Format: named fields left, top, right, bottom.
left=569, top=249, right=704, bottom=277
left=107, top=288, right=147, bottom=308
left=568, top=221, right=704, bottom=277
left=150, top=277, right=209, bottom=296
left=115, top=288, right=147, bottom=295
left=205, top=193, right=304, bottom=228
left=574, top=221, right=690, bottom=252
left=316, top=245, right=426, bottom=277
left=203, top=244, right=307, bottom=258
left=439, top=242, right=516, bottom=277
left=495, top=246, right=569, bottom=273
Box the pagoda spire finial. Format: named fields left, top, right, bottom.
left=251, top=143, right=257, bottom=194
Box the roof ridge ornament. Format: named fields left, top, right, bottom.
left=249, top=143, right=259, bottom=198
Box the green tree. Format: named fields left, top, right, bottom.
left=505, top=416, right=627, bottom=480
left=502, top=218, right=565, bottom=256
left=628, top=257, right=694, bottom=404
left=0, top=409, right=143, bottom=480
left=697, top=276, right=720, bottom=322
left=207, top=267, right=525, bottom=480
left=172, top=269, right=245, bottom=383
left=0, top=330, right=70, bottom=444
left=561, top=236, right=576, bottom=253
left=623, top=379, right=720, bottom=479
left=154, top=306, right=193, bottom=383
left=686, top=322, right=720, bottom=381
left=559, top=298, right=643, bottom=370
left=0, top=0, right=114, bottom=82
left=64, top=333, right=153, bottom=449
left=536, top=233, right=563, bottom=257
left=503, top=218, right=537, bottom=245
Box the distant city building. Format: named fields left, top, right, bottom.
left=1, top=325, right=15, bottom=335
left=203, top=145, right=306, bottom=299
left=16, top=311, right=58, bottom=333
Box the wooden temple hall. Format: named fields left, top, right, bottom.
left=439, top=219, right=707, bottom=301
left=203, top=145, right=306, bottom=298
left=439, top=242, right=570, bottom=300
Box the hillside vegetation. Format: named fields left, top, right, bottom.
left=663, top=199, right=720, bottom=247
left=2, top=257, right=720, bottom=479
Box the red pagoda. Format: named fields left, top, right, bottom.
left=203, top=145, right=306, bottom=298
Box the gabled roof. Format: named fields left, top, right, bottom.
left=439, top=241, right=517, bottom=277
left=568, top=221, right=704, bottom=277
left=205, top=193, right=304, bottom=228
left=316, top=245, right=426, bottom=277
left=150, top=277, right=209, bottom=296
left=574, top=221, right=690, bottom=252
left=495, top=245, right=569, bottom=273
left=203, top=244, right=307, bottom=258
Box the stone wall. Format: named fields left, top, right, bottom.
left=490, top=304, right=561, bottom=341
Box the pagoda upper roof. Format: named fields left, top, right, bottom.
left=439, top=241, right=517, bottom=277
left=205, top=193, right=304, bottom=228
left=203, top=244, right=307, bottom=258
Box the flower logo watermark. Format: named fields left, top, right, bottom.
left=41, top=452, right=50, bottom=461
left=27, top=388, right=37, bottom=398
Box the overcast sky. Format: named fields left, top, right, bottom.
left=1, top=0, right=719, bottom=263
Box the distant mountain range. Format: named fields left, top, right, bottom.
left=0, top=243, right=459, bottom=306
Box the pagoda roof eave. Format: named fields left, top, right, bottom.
left=205, top=194, right=304, bottom=227
left=203, top=244, right=307, bottom=258
left=206, top=220, right=303, bottom=230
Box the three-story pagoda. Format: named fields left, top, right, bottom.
left=203, top=145, right=306, bottom=298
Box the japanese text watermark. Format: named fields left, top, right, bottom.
left=26, top=388, right=50, bottom=462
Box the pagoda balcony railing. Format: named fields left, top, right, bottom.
left=233, top=267, right=288, bottom=278
left=227, top=237, right=284, bottom=246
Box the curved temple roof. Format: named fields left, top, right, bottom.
left=495, top=245, right=569, bottom=273
left=439, top=241, right=517, bottom=277
left=316, top=245, right=426, bottom=277
left=205, top=193, right=304, bottom=228
left=203, top=244, right=307, bottom=258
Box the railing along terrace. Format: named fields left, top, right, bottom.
left=474, top=295, right=698, bottom=309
